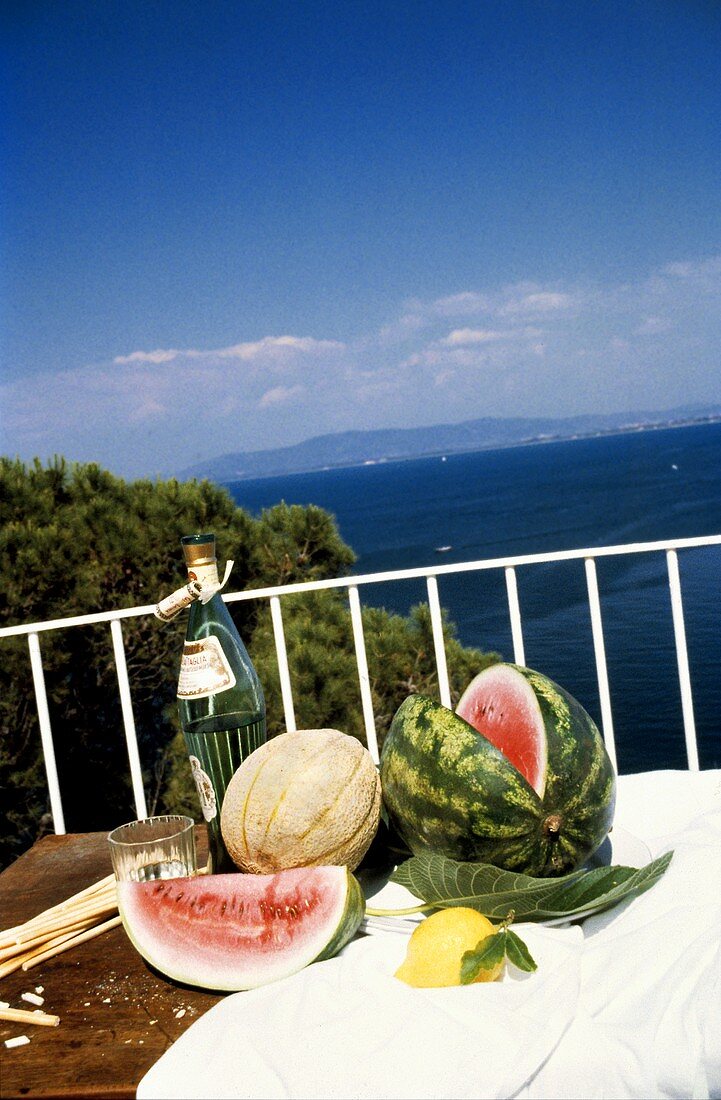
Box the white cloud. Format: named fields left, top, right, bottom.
left=635, top=316, right=673, bottom=336
left=402, top=344, right=500, bottom=370
left=499, top=291, right=573, bottom=316
left=217, top=336, right=344, bottom=361
left=401, top=350, right=436, bottom=368
left=113, top=335, right=344, bottom=367
left=392, top=284, right=576, bottom=333
left=127, top=397, right=167, bottom=422
left=114, top=348, right=181, bottom=365
left=432, top=291, right=490, bottom=316
left=441, top=328, right=505, bottom=346
left=662, top=256, right=721, bottom=280
left=375, top=313, right=427, bottom=343
left=258, top=384, right=304, bottom=408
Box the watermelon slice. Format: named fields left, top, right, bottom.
left=117, top=865, right=364, bottom=991
left=456, top=664, right=548, bottom=797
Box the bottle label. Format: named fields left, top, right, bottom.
left=177, top=636, right=237, bottom=699
left=187, top=561, right=220, bottom=595
left=185, top=560, right=234, bottom=604
left=154, top=580, right=203, bottom=622
left=189, top=755, right=217, bottom=821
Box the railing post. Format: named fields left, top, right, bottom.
left=110, top=619, right=148, bottom=819
left=27, top=632, right=66, bottom=834
left=347, top=585, right=379, bottom=763
left=666, top=550, right=700, bottom=770
left=504, top=566, right=526, bottom=666
left=426, top=575, right=452, bottom=708
left=584, top=558, right=618, bottom=773
left=270, top=595, right=297, bottom=732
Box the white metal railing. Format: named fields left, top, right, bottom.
left=1, top=533, right=720, bottom=834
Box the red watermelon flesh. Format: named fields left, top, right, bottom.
left=117, top=865, right=363, bottom=991
left=456, top=664, right=548, bottom=797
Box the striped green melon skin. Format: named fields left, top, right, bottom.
left=379, top=668, right=616, bottom=876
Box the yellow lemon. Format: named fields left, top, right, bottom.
left=394, top=907, right=504, bottom=988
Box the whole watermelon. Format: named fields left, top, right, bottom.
left=379, top=664, right=616, bottom=876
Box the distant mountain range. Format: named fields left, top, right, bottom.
left=179, top=404, right=721, bottom=483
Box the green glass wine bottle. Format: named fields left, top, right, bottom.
left=175, top=533, right=266, bottom=873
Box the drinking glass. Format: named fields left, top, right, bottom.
left=108, top=815, right=197, bottom=882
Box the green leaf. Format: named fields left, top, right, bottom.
left=390, top=850, right=673, bottom=922
left=506, top=929, right=538, bottom=972
left=460, top=930, right=507, bottom=984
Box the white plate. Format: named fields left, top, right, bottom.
left=582, top=824, right=651, bottom=870
left=359, top=827, right=652, bottom=933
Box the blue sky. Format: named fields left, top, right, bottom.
left=2, top=1, right=720, bottom=478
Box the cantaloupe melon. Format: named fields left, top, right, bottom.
left=220, top=728, right=382, bottom=873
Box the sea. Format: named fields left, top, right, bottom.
left=228, top=422, right=721, bottom=775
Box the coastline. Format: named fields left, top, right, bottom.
left=215, top=414, right=721, bottom=487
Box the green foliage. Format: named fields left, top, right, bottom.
left=251, top=502, right=356, bottom=586
left=460, top=922, right=538, bottom=983
left=0, top=457, right=499, bottom=870
left=390, top=850, right=674, bottom=921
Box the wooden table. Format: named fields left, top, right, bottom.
left=0, top=831, right=224, bottom=1100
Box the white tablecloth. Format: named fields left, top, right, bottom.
left=138, top=769, right=721, bottom=1100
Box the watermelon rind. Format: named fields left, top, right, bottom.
left=117, top=865, right=364, bottom=991
left=380, top=666, right=616, bottom=876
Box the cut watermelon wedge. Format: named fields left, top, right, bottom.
left=117, top=865, right=364, bottom=991
left=456, top=664, right=548, bottom=797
